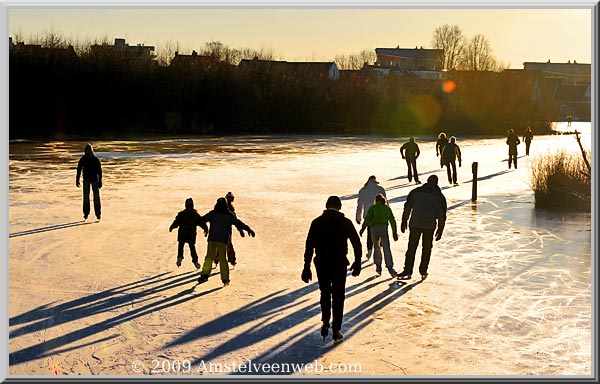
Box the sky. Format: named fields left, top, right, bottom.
left=6, top=6, right=594, bottom=69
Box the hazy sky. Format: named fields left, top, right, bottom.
left=7, top=7, right=593, bottom=69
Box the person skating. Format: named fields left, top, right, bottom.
left=302, top=196, right=362, bottom=343
left=399, top=175, right=447, bottom=280
left=436, top=132, right=448, bottom=168
left=400, top=137, right=421, bottom=184
left=506, top=129, right=521, bottom=169
left=523, top=126, right=533, bottom=156
left=76, top=143, right=103, bottom=221
left=442, top=136, right=462, bottom=186
left=356, top=175, right=386, bottom=260
left=359, top=194, right=399, bottom=278
left=198, top=197, right=255, bottom=285
left=214, top=191, right=243, bottom=267
left=169, top=198, right=208, bottom=269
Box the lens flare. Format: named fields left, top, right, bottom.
left=442, top=80, right=457, bottom=93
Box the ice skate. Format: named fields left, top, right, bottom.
left=332, top=330, right=344, bottom=343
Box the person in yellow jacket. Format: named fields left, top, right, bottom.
left=359, top=194, right=399, bottom=278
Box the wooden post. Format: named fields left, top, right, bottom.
left=471, top=162, right=478, bottom=202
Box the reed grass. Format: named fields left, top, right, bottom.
left=529, top=150, right=591, bottom=211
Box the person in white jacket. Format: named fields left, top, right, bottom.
left=355, top=175, right=386, bottom=259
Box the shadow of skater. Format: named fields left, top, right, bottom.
left=9, top=220, right=94, bottom=238
left=9, top=271, right=221, bottom=365
left=167, top=276, right=386, bottom=371
left=231, top=280, right=423, bottom=375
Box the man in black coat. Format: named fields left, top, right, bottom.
left=302, top=196, right=362, bottom=342
left=76, top=143, right=103, bottom=220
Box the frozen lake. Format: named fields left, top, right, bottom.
left=8, top=124, right=592, bottom=376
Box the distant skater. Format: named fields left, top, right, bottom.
left=506, top=129, right=521, bottom=169
left=302, top=196, right=362, bottom=343
left=359, top=194, right=399, bottom=278
left=356, top=175, right=386, bottom=260
left=567, top=114, right=573, bottom=127
left=214, top=192, right=243, bottom=267
left=76, top=143, right=103, bottom=221
left=198, top=197, right=255, bottom=285
left=169, top=198, right=208, bottom=269
left=442, top=136, right=462, bottom=185
left=399, top=175, right=447, bottom=281
left=436, top=132, right=448, bottom=168
left=523, top=126, right=533, bottom=156
left=400, top=137, right=421, bottom=184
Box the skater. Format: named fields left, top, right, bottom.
left=442, top=136, right=462, bottom=185
left=169, top=198, right=208, bottom=269
left=567, top=114, right=573, bottom=127
left=214, top=192, right=243, bottom=267
left=356, top=175, right=386, bottom=260
left=506, top=129, right=521, bottom=169
left=523, top=126, right=533, bottom=156
left=398, top=175, right=447, bottom=281
left=400, top=137, right=421, bottom=184
left=76, top=143, right=103, bottom=220
left=198, top=197, right=255, bottom=285
left=359, top=194, right=399, bottom=278
left=436, top=132, right=448, bottom=168
left=302, top=196, right=362, bottom=343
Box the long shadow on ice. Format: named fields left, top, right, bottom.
left=165, top=269, right=419, bottom=375
left=9, top=220, right=95, bottom=238
left=9, top=271, right=221, bottom=365
left=229, top=280, right=423, bottom=375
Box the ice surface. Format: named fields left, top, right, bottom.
left=8, top=126, right=591, bottom=376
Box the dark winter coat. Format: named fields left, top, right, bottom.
left=507, top=133, right=521, bottom=155
left=304, top=209, right=362, bottom=269
left=442, top=142, right=461, bottom=164
left=76, top=152, right=102, bottom=183
left=400, top=141, right=420, bottom=159
left=523, top=131, right=533, bottom=143
left=436, top=138, right=448, bottom=156
left=402, top=182, right=447, bottom=231
left=201, top=210, right=251, bottom=244
left=170, top=208, right=207, bottom=243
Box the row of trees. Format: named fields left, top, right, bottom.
left=10, top=30, right=556, bottom=139
left=432, top=24, right=505, bottom=71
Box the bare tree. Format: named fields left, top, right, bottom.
left=335, top=49, right=376, bottom=70
left=156, top=39, right=181, bottom=66
left=431, top=24, right=465, bottom=71
left=460, top=34, right=498, bottom=71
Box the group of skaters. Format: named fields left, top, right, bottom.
left=398, top=133, right=462, bottom=186
left=396, top=126, right=535, bottom=186
left=303, top=173, right=447, bottom=342
left=169, top=192, right=255, bottom=286
left=73, top=128, right=532, bottom=342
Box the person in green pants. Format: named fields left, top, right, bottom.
left=198, top=197, right=255, bottom=285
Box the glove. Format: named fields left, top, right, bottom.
left=247, top=229, right=256, bottom=237
left=98, top=180, right=102, bottom=189
left=356, top=219, right=361, bottom=225
left=204, top=228, right=208, bottom=237
left=436, top=152, right=439, bottom=157
left=359, top=227, right=365, bottom=237
left=459, top=162, right=462, bottom=167
left=169, top=227, right=173, bottom=232
left=76, top=181, right=80, bottom=188
left=349, top=260, right=361, bottom=277
left=301, top=265, right=312, bottom=283
left=400, top=220, right=407, bottom=233
left=435, top=228, right=444, bottom=241
left=239, top=229, right=245, bottom=237
left=393, top=232, right=399, bottom=241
